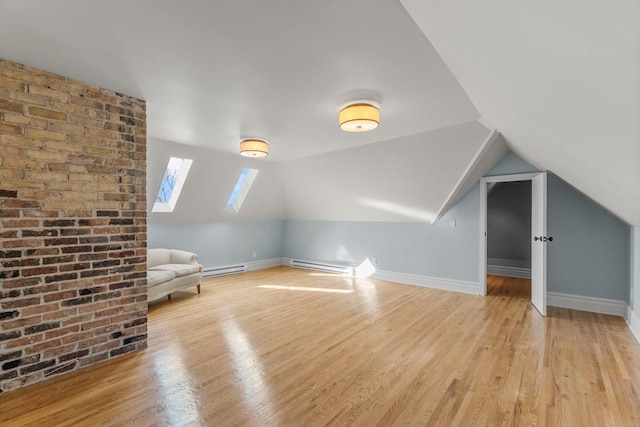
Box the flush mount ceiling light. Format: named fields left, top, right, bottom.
left=338, top=101, right=380, bottom=132
left=240, top=139, right=269, bottom=158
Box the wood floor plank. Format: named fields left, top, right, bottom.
left=1, top=268, right=639, bottom=426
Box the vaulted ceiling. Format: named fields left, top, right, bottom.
left=400, top=0, right=640, bottom=225
left=1, top=0, right=638, bottom=224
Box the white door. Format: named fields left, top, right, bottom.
left=531, top=172, right=547, bottom=316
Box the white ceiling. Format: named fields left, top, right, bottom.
left=0, top=0, right=478, bottom=161
left=1, top=0, right=638, bottom=225
left=400, top=0, right=640, bottom=225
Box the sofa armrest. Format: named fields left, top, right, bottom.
left=169, top=249, right=199, bottom=265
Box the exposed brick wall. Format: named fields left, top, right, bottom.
left=0, top=59, right=147, bottom=392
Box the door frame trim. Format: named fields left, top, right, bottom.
left=479, top=172, right=539, bottom=296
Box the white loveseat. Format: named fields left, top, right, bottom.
left=147, top=248, right=203, bottom=302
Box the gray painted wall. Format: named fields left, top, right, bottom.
left=547, top=177, right=630, bottom=301
left=147, top=138, right=285, bottom=270
left=148, top=221, right=283, bottom=269
left=487, top=181, right=531, bottom=265
left=145, top=137, right=632, bottom=304
left=483, top=152, right=630, bottom=302
left=485, top=151, right=539, bottom=176
left=283, top=183, right=480, bottom=282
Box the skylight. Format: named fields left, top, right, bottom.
left=224, top=168, right=258, bottom=213
left=152, top=157, right=193, bottom=213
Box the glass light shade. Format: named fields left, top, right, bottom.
left=338, top=103, right=379, bottom=132
left=240, top=139, right=269, bottom=157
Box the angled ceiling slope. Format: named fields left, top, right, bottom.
left=0, top=0, right=478, bottom=161
left=401, top=0, right=640, bottom=225
left=432, top=130, right=508, bottom=224
left=278, top=121, right=492, bottom=223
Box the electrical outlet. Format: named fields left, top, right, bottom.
left=252, top=252, right=256, bottom=258
left=372, top=257, right=377, bottom=265
left=449, top=219, right=456, bottom=228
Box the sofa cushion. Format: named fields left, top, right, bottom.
left=148, top=248, right=171, bottom=268
left=149, top=263, right=201, bottom=277
left=147, top=269, right=176, bottom=287
left=168, top=249, right=198, bottom=265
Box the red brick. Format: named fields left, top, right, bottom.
left=2, top=315, right=43, bottom=330
left=22, top=266, right=57, bottom=277
left=27, top=339, right=63, bottom=355
left=77, top=335, right=108, bottom=350
left=2, top=239, right=43, bottom=249
left=0, top=169, right=25, bottom=180
left=94, top=275, right=123, bottom=285
left=3, top=199, right=39, bottom=208
left=42, top=344, right=76, bottom=359
left=44, top=325, right=80, bottom=340
left=2, top=219, right=40, bottom=228
left=61, top=330, right=93, bottom=344
left=23, top=284, right=60, bottom=296
left=0, top=123, right=23, bottom=135
left=58, top=263, right=90, bottom=272
left=0, top=209, right=20, bottom=218
left=91, top=341, right=120, bottom=354
left=0, top=100, right=23, bottom=113
left=0, top=57, right=147, bottom=393
left=79, top=352, right=108, bottom=367
left=5, top=334, right=44, bottom=349
left=27, top=248, right=59, bottom=256
left=77, top=302, right=110, bottom=315
left=43, top=291, right=77, bottom=303
left=1, top=277, right=42, bottom=289
left=42, top=308, right=78, bottom=321
left=58, top=349, right=89, bottom=363
left=23, top=303, right=60, bottom=316
left=1, top=297, right=41, bottom=309
left=0, top=144, right=23, bottom=156
left=81, top=318, right=111, bottom=331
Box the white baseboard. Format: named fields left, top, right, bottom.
left=547, top=292, right=627, bottom=317
left=371, top=270, right=480, bottom=295
left=247, top=258, right=285, bottom=271
left=626, top=306, right=640, bottom=344
left=486, top=265, right=531, bottom=279
left=281, top=258, right=479, bottom=295
left=277, top=260, right=635, bottom=330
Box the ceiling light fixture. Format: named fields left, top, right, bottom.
left=338, top=101, right=380, bottom=132
left=239, top=139, right=269, bottom=158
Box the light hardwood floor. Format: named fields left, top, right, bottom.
left=1, top=267, right=639, bottom=426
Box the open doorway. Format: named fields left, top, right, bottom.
left=486, top=181, right=531, bottom=299
left=479, top=172, right=548, bottom=316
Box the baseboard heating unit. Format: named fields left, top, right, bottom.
left=202, top=263, right=247, bottom=278
left=290, top=259, right=354, bottom=276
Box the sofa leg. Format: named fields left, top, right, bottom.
left=167, top=294, right=171, bottom=302
left=197, top=284, right=201, bottom=294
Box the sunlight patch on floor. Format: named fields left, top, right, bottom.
left=258, top=285, right=354, bottom=294
left=152, top=345, right=201, bottom=425
left=220, top=319, right=275, bottom=419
